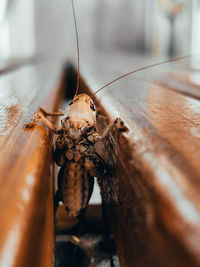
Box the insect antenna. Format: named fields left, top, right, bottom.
left=71, top=0, right=80, bottom=98
left=91, top=54, right=198, bottom=97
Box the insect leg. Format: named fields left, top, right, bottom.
left=88, top=118, right=128, bottom=143
left=102, top=118, right=128, bottom=137
left=35, top=111, right=58, bottom=132
left=39, top=106, right=64, bottom=116
left=25, top=109, right=58, bottom=132
left=84, top=152, right=110, bottom=178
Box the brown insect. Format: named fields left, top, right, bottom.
left=26, top=95, right=127, bottom=217
left=25, top=0, right=194, bottom=217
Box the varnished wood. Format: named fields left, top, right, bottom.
left=0, top=60, right=65, bottom=267
left=79, top=53, right=200, bottom=267
left=1, top=55, right=199, bottom=266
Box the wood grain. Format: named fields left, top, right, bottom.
left=0, top=61, right=65, bottom=267
left=80, top=54, right=200, bottom=266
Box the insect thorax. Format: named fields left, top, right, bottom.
left=54, top=117, right=97, bottom=166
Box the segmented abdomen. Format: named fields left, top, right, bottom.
left=58, top=161, right=94, bottom=217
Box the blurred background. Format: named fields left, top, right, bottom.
left=0, top=0, right=199, bottom=61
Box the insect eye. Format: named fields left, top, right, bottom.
left=69, top=100, right=73, bottom=106
left=90, top=100, right=96, bottom=111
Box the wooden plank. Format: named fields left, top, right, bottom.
left=0, top=61, right=65, bottom=267
left=79, top=54, right=200, bottom=266
left=0, top=57, right=38, bottom=75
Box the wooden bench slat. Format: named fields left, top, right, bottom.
left=0, top=61, right=64, bottom=267
left=80, top=53, right=200, bottom=266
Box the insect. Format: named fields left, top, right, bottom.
left=26, top=96, right=127, bottom=217
left=25, top=0, right=195, bottom=217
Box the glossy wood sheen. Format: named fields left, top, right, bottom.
left=81, top=54, right=200, bottom=266
left=0, top=61, right=64, bottom=267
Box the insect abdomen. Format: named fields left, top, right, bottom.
left=58, top=161, right=94, bottom=217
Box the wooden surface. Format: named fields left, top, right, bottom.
left=0, top=60, right=65, bottom=267
left=1, top=54, right=200, bottom=266
left=79, top=53, right=200, bottom=267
